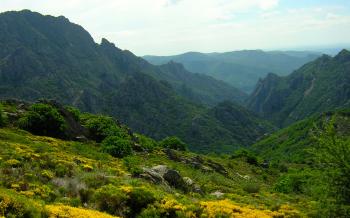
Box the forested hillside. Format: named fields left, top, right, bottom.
left=0, top=10, right=269, bottom=152
left=247, top=50, right=350, bottom=126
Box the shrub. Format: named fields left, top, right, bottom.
left=0, top=103, right=5, bottom=127
left=93, top=184, right=128, bottom=216
left=41, top=170, right=55, bottom=180
left=123, top=156, right=143, bottom=176
left=128, top=187, right=156, bottom=216
left=200, top=199, right=282, bottom=217
left=0, top=189, right=42, bottom=218
left=45, top=205, right=115, bottom=218
left=5, top=159, right=21, bottom=167
left=274, top=174, right=305, bottom=194
left=243, top=183, right=260, bottom=194
left=94, top=185, right=156, bottom=217
left=18, top=103, right=67, bottom=138
left=160, top=136, right=187, bottom=151
left=65, top=106, right=81, bottom=121
left=79, top=188, right=93, bottom=204
left=101, top=136, right=133, bottom=158
left=81, top=114, right=130, bottom=142
left=231, top=149, right=259, bottom=166
left=135, top=134, right=158, bottom=151
left=138, top=198, right=187, bottom=218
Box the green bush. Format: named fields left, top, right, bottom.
left=231, top=149, right=259, bottom=166
left=274, top=174, right=305, bottom=194
left=65, top=106, right=81, bottom=121
left=18, top=103, right=67, bottom=138
left=135, top=133, right=158, bottom=151
left=93, top=185, right=156, bottom=217
left=93, top=184, right=128, bottom=216
left=243, top=182, right=260, bottom=194
left=313, top=118, right=350, bottom=216
left=128, top=187, right=156, bottom=216
left=0, top=189, right=42, bottom=218
left=81, top=114, right=130, bottom=142
left=101, top=136, right=133, bottom=158
left=160, top=136, right=187, bottom=151
left=123, top=156, right=143, bottom=176
left=0, top=104, right=5, bottom=127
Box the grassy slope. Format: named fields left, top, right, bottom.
left=252, top=109, right=350, bottom=163
left=0, top=127, right=311, bottom=217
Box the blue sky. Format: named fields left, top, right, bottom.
left=0, top=0, right=349, bottom=55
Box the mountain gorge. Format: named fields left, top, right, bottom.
left=0, top=10, right=267, bottom=152
left=144, top=50, right=320, bottom=93
left=247, top=50, right=350, bottom=126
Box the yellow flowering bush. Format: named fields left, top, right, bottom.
left=139, top=197, right=191, bottom=218
left=5, top=159, right=21, bottom=167
left=82, top=164, right=94, bottom=172
left=0, top=189, right=42, bottom=217
left=45, top=205, right=119, bottom=218
left=278, top=204, right=301, bottom=217
left=41, top=170, right=55, bottom=180
left=160, top=198, right=187, bottom=211
left=200, top=199, right=282, bottom=218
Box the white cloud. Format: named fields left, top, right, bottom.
left=259, top=0, right=279, bottom=10
left=0, top=0, right=349, bottom=55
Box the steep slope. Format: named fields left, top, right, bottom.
left=144, top=50, right=320, bottom=93
left=155, top=61, right=247, bottom=105
left=0, top=10, right=268, bottom=152
left=247, top=50, right=350, bottom=126
left=252, top=109, right=350, bottom=163
left=185, top=101, right=275, bottom=153
left=0, top=100, right=305, bottom=217
left=0, top=10, right=245, bottom=107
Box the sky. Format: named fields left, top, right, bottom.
left=0, top=0, right=350, bottom=55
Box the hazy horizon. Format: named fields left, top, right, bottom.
left=1, top=0, right=350, bottom=56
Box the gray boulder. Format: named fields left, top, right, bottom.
left=140, top=165, right=203, bottom=194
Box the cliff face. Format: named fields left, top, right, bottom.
left=247, top=50, right=350, bottom=126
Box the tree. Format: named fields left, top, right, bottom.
left=81, top=114, right=130, bottom=143
left=160, top=136, right=187, bottom=151
left=18, top=103, right=67, bottom=138
left=313, top=117, right=350, bottom=215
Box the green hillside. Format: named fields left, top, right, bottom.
left=247, top=50, right=350, bottom=126
left=0, top=100, right=309, bottom=218
left=184, top=101, right=275, bottom=153
left=0, top=8, right=349, bottom=218
left=144, top=50, right=320, bottom=93
left=252, top=109, right=350, bottom=163
left=251, top=109, right=350, bottom=217
left=0, top=10, right=265, bottom=153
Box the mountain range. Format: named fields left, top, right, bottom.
left=0, top=9, right=350, bottom=218
left=0, top=10, right=269, bottom=152
left=144, top=50, right=320, bottom=93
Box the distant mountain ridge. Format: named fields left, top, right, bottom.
left=144, top=50, right=320, bottom=93
left=247, top=49, right=350, bottom=126
left=0, top=10, right=270, bottom=152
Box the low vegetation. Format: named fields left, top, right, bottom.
left=0, top=100, right=314, bottom=217
left=0, top=100, right=348, bottom=217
